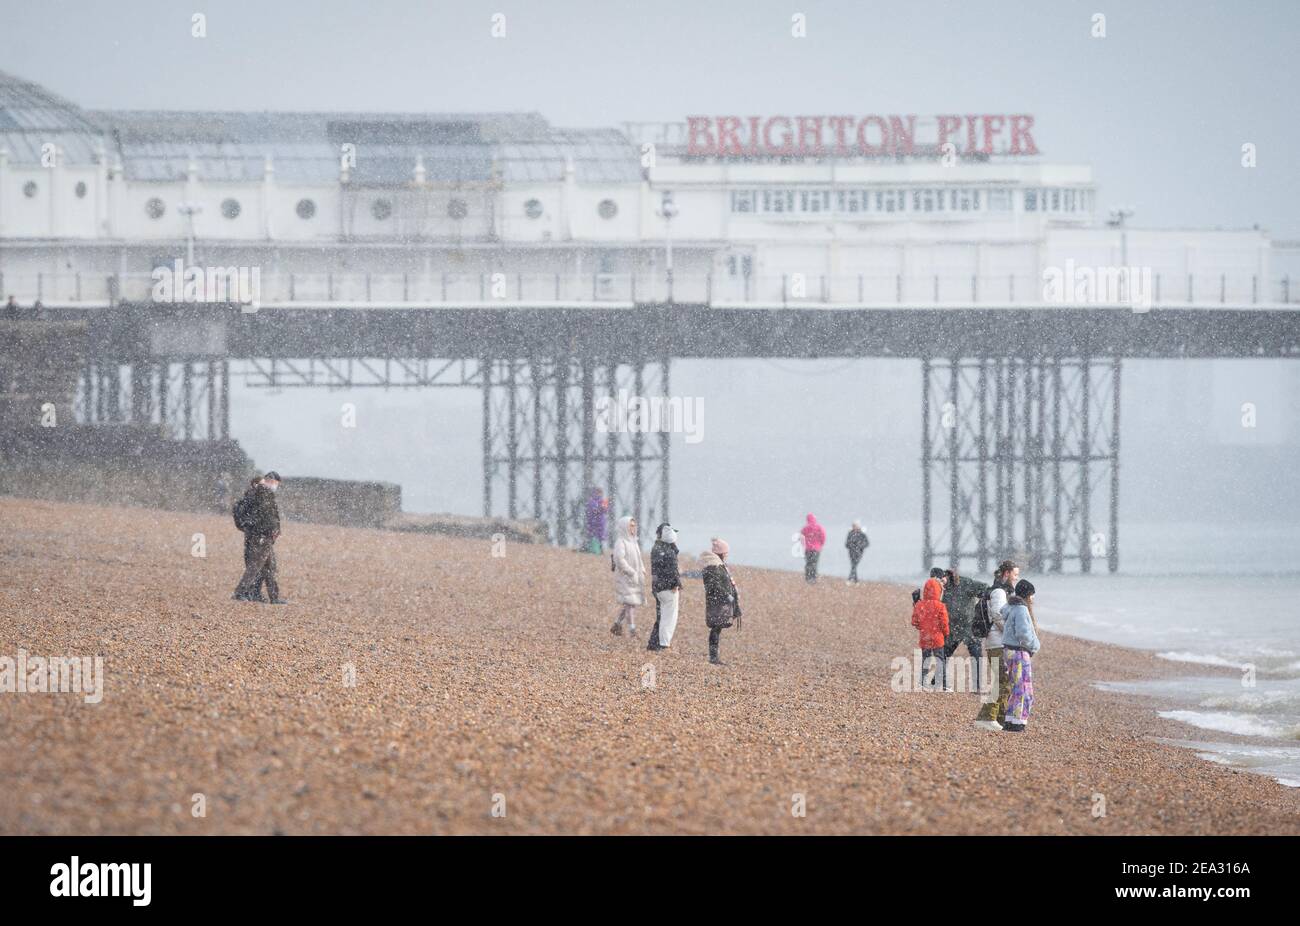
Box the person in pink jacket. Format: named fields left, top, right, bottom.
left=800, top=514, right=826, bottom=583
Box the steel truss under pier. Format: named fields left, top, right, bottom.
left=922, top=355, right=1121, bottom=575
left=482, top=358, right=670, bottom=545
left=75, top=360, right=231, bottom=443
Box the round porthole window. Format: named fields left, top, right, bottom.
left=22, top=181, right=38, bottom=198
left=524, top=198, right=543, bottom=220
left=371, top=198, right=393, bottom=220
left=221, top=198, right=241, bottom=219
left=296, top=198, right=316, bottom=220
left=447, top=198, right=468, bottom=220
left=597, top=199, right=618, bottom=220
left=74, top=181, right=87, bottom=199
left=145, top=197, right=166, bottom=219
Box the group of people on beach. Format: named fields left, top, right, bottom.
left=910, top=559, right=1041, bottom=732
left=587, top=492, right=881, bottom=665
left=606, top=515, right=741, bottom=666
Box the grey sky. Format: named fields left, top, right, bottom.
left=5, top=0, right=1298, bottom=237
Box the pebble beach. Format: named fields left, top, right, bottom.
left=2, top=496, right=1297, bottom=835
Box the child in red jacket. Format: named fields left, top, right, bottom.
left=911, top=576, right=950, bottom=691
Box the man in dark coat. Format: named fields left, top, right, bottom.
left=941, top=568, right=988, bottom=689
left=233, top=471, right=287, bottom=604
left=844, top=520, right=869, bottom=584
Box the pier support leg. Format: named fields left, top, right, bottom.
left=921, top=354, right=1122, bottom=575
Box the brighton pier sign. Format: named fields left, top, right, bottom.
left=684, top=114, right=1039, bottom=158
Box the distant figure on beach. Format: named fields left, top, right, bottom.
left=940, top=568, right=989, bottom=691
left=584, top=487, right=609, bottom=554
left=3, top=295, right=17, bottom=319
left=999, top=579, right=1040, bottom=733
left=700, top=537, right=741, bottom=665
left=911, top=577, right=950, bottom=690
left=973, top=559, right=1019, bottom=730
left=609, top=515, right=645, bottom=638
left=232, top=471, right=288, bottom=604
left=646, top=523, right=682, bottom=651
left=800, top=514, right=826, bottom=583
left=844, top=520, right=869, bottom=585
left=235, top=477, right=267, bottom=601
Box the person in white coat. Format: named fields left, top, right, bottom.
left=609, top=515, right=646, bottom=637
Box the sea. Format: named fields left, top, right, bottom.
left=686, top=518, right=1300, bottom=789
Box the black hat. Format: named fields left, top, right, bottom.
left=1014, top=579, right=1035, bottom=598
left=263, top=471, right=282, bottom=482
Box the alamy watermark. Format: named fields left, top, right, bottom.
left=595, top=389, right=704, bottom=444
left=151, top=259, right=261, bottom=312
left=0, top=650, right=104, bottom=703
left=50, top=856, right=150, bottom=906
left=890, top=649, right=997, bottom=696
left=1042, top=260, right=1152, bottom=312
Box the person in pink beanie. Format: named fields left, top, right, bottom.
left=700, top=537, right=741, bottom=665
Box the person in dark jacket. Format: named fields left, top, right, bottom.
left=940, top=568, right=989, bottom=691
left=233, top=477, right=267, bottom=601
left=845, top=520, right=869, bottom=585
left=233, top=471, right=287, bottom=604
left=646, top=523, right=683, bottom=651
left=700, top=537, right=741, bottom=665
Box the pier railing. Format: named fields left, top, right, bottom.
left=1, top=270, right=1297, bottom=309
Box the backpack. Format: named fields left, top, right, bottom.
left=232, top=494, right=254, bottom=531
left=972, top=588, right=994, bottom=638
